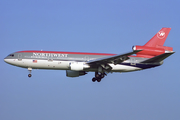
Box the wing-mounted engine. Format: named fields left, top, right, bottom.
left=132, top=45, right=173, bottom=58
left=66, top=70, right=87, bottom=77
left=69, top=62, right=90, bottom=71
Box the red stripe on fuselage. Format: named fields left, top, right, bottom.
left=17, top=50, right=116, bottom=56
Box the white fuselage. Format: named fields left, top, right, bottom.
left=4, top=58, right=141, bottom=72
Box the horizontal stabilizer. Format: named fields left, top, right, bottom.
left=141, top=51, right=175, bottom=63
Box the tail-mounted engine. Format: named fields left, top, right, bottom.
left=132, top=45, right=173, bottom=58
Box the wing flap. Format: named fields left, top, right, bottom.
left=87, top=50, right=142, bottom=65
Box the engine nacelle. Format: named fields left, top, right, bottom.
left=133, top=45, right=165, bottom=57
left=69, top=62, right=90, bottom=71
left=132, top=45, right=173, bottom=58
left=66, top=70, right=87, bottom=77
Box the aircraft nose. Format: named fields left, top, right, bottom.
left=4, top=57, right=13, bottom=64
left=4, top=53, right=16, bottom=64
left=4, top=57, right=9, bottom=63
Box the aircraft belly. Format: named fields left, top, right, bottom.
left=110, top=64, right=141, bottom=72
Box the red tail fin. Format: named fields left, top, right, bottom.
left=133, top=28, right=173, bottom=58
left=144, top=28, right=171, bottom=47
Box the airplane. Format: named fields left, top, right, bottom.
left=4, top=28, right=174, bottom=82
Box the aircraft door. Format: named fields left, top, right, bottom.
left=18, top=54, right=22, bottom=61
left=84, top=56, right=89, bottom=62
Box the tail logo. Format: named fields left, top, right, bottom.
left=157, top=31, right=165, bottom=39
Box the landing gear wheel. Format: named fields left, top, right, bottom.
left=92, top=77, right=96, bottom=82
left=95, top=74, right=100, bottom=78
left=100, top=74, right=104, bottom=78
left=97, top=78, right=101, bottom=82
left=28, top=74, right=32, bottom=78
left=28, top=68, right=32, bottom=78
left=93, top=72, right=106, bottom=82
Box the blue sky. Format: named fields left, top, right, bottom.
left=0, top=0, right=180, bottom=120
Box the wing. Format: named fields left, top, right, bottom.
left=87, top=50, right=142, bottom=65
left=86, top=50, right=142, bottom=73
left=141, top=51, right=175, bottom=63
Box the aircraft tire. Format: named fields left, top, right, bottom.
left=100, top=74, right=104, bottom=78
left=97, top=78, right=101, bottom=82
left=95, top=74, right=100, bottom=78
left=28, top=74, right=32, bottom=78
left=92, top=77, right=96, bottom=82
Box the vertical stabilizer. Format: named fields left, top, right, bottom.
left=144, top=28, right=171, bottom=47
left=133, top=27, right=173, bottom=58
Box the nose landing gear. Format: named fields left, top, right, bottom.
left=28, top=68, right=32, bottom=78
left=28, top=74, right=32, bottom=78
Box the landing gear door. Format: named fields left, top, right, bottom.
left=18, top=54, right=22, bottom=61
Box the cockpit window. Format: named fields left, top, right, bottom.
left=8, top=54, right=14, bottom=57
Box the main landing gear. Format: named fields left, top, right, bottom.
left=28, top=68, right=32, bottom=78
left=92, top=72, right=106, bottom=82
